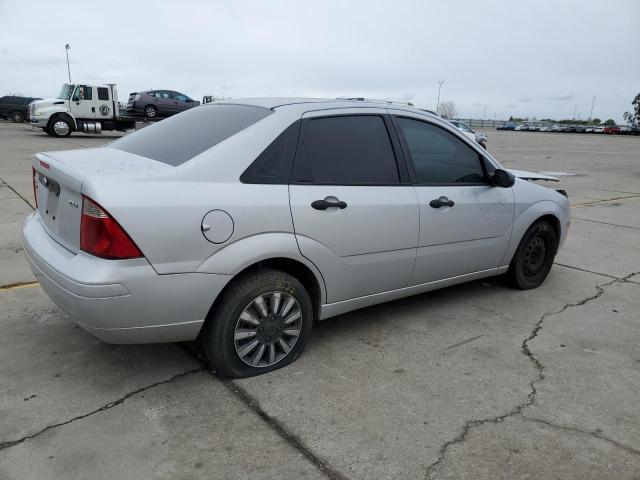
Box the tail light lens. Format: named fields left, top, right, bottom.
left=80, top=196, right=142, bottom=259
left=32, top=168, right=38, bottom=208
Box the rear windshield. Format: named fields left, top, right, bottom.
left=108, top=104, right=271, bottom=166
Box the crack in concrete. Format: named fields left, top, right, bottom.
left=0, top=367, right=203, bottom=451
left=554, top=263, right=618, bottom=280
left=523, top=415, right=640, bottom=456
left=0, top=176, right=35, bottom=210
left=424, top=271, right=640, bottom=479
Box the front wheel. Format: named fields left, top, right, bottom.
left=506, top=220, right=558, bottom=289
left=49, top=117, right=72, bottom=137
left=198, top=269, right=313, bottom=378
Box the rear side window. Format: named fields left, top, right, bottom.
left=109, top=104, right=271, bottom=166
left=97, top=87, right=109, bottom=101
left=299, top=115, right=399, bottom=185
left=241, top=121, right=300, bottom=184
left=396, top=117, right=486, bottom=184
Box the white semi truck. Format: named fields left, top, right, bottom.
left=29, top=83, right=155, bottom=137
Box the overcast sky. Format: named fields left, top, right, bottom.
left=1, top=0, right=638, bottom=121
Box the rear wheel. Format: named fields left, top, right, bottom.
left=10, top=111, right=25, bottom=123
left=198, top=269, right=313, bottom=378
left=506, top=220, right=558, bottom=289
left=144, top=105, right=157, bottom=118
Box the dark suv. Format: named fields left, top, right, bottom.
left=0, top=96, right=41, bottom=122
left=126, top=90, right=200, bottom=118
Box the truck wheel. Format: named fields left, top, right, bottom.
left=10, top=111, right=25, bottom=123
left=198, top=269, right=313, bottom=378
left=49, top=117, right=72, bottom=137
left=144, top=105, right=157, bottom=118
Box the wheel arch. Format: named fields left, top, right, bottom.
left=48, top=112, right=77, bottom=130
left=501, top=200, right=567, bottom=268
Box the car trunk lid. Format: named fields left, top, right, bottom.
left=33, top=148, right=171, bottom=253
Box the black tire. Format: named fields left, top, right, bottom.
left=10, top=111, right=25, bottom=123
left=48, top=116, right=72, bottom=137
left=506, top=220, right=558, bottom=289
left=144, top=105, right=157, bottom=118
left=43, top=126, right=53, bottom=136
left=198, top=269, right=313, bottom=378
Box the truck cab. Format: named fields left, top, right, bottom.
left=30, top=83, right=136, bottom=137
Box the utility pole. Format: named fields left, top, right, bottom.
left=436, top=80, right=444, bottom=114
left=65, top=44, right=71, bottom=83
left=573, top=105, right=577, bottom=121
left=589, top=96, right=596, bottom=121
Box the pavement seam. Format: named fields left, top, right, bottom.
left=222, top=378, right=350, bottom=480
left=522, top=415, right=640, bottom=456
left=424, top=271, right=640, bottom=479
left=554, top=263, right=619, bottom=280
left=0, top=367, right=204, bottom=452
left=0, top=281, right=39, bottom=291
left=571, top=194, right=640, bottom=208
left=0, top=176, right=35, bottom=210
left=571, top=217, right=640, bottom=230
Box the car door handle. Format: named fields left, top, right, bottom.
left=429, top=196, right=455, bottom=208
left=311, top=199, right=347, bottom=210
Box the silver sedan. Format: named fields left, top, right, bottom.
left=23, top=98, right=570, bottom=377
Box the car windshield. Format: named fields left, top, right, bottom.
left=108, top=104, right=272, bottom=166
left=57, top=84, right=75, bottom=100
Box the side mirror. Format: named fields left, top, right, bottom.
left=491, top=169, right=515, bottom=188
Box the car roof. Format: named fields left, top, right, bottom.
left=210, top=97, right=438, bottom=117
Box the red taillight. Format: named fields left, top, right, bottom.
left=80, top=196, right=143, bottom=259
left=32, top=167, right=38, bottom=208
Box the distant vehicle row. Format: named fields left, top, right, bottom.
left=28, top=83, right=199, bottom=137
left=497, top=123, right=639, bottom=135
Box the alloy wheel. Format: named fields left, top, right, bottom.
left=234, top=292, right=302, bottom=368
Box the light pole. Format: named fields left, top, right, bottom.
left=65, top=44, right=71, bottom=83
left=589, top=96, right=596, bottom=121
left=436, top=80, right=444, bottom=114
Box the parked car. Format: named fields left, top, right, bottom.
left=515, top=124, right=527, bottom=131
left=23, top=98, right=570, bottom=378
left=449, top=120, right=487, bottom=149
left=584, top=126, right=595, bottom=133
left=126, top=90, right=200, bottom=118
left=540, top=125, right=551, bottom=132
left=551, top=125, right=563, bottom=132
left=603, top=125, right=620, bottom=134
left=0, top=95, right=41, bottom=122
left=497, top=123, right=517, bottom=130
left=594, top=126, right=605, bottom=133
left=619, top=126, right=632, bottom=135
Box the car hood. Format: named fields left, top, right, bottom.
left=508, top=169, right=559, bottom=182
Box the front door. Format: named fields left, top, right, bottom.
left=289, top=111, right=419, bottom=303
left=393, top=115, right=514, bottom=285
left=70, top=85, right=96, bottom=120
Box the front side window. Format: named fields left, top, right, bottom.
left=300, top=115, right=399, bottom=185
left=396, top=117, right=486, bottom=184
left=57, top=84, right=74, bottom=100
left=72, top=85, right=92, bottom=101
left=175, top=94, right=188, bottom=102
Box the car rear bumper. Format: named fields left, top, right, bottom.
left=22, top=212, right=232, bottom=344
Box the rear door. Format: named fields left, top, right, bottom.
left=289, top=110, right=419, bottom=303
left=392, top=114, right=514, bottom=285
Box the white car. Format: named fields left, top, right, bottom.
left=449, top=120, right=488, bottom=148
left=23, top=98, right=570, bottom=377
